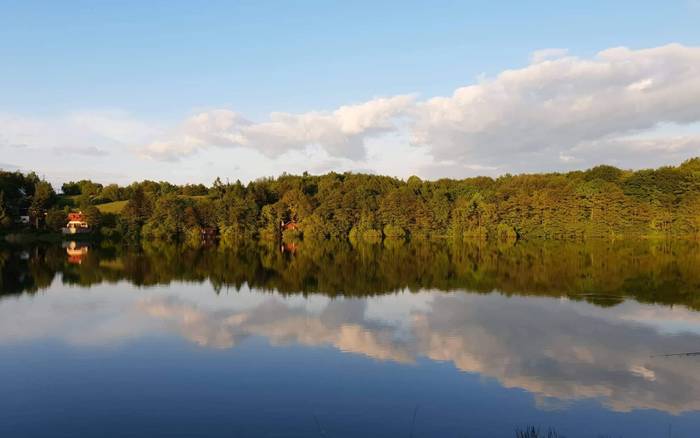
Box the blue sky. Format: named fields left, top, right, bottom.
left=2, top=1, right=700, bottom=185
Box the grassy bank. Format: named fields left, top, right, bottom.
left=96, top=200, right=128, bottom=214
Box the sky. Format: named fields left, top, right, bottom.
left=1, top=0, right=700, bottom=186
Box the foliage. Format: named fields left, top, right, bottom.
left=82, top=206, right=103, bottom=229
left=7, top=157, right=700, bottom=241
left=0, top=191, right=11, bottom=228
left=496, top=222, right=518, bottom=241
left=28, top=181, right=55, bottom=228
left=5, top=239, right=700, bottom=313
left=282, top=228, right=302, bottom=242
left=88, top=157, right=700, bottom=242
left=383, top=224, right=406, bottom=238
left=141, top=194, right=191, bottom=241
left=118, top=187, right=153, bottom=241
left=61, top=180, right=103, bottom=196
left=362, top=229, right=382, bottom=242
left=45, top=208, right=67, bottom=231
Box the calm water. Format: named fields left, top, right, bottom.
left=1, top=239, right=700, bottom=437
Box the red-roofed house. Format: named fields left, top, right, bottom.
left=62, top=211, right=91, bottom=234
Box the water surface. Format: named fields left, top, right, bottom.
left=1, top=240, right=700, bottom=437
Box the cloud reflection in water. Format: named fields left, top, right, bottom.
left=2, top=283, right=700, bottom=415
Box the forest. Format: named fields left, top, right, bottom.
left=2, top=157, right=700, bottom=243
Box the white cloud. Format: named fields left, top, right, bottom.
left=0, top=162, right=20, bottom=170
left=4, top=283, right=700, bottom=414
left=550, top=133, right=700, bottom=170
left=138, top=43, right=700, bottom=175
left=142, top=95, right=415, bottom=160
left=529, top=48, right=569, bottom=64
left=0, top=110, right=164, bottom=185
left=0, top=110, right=160, bottom=155
left=411, top=43, right=700, bottom=172
left=3, top=44, right=700, bottom=182
left=55, top=145, right=109, bottom=156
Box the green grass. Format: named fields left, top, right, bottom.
left=96, top=200, right=128, bottom=214
left=58, top=194, right=208, bottom=216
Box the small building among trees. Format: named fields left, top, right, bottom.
left=62, top=211, right=91, bottom=234
left=281, top=220, right=299, bottom=232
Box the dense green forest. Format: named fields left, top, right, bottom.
left=2, top=158, right=700, bottom=242
left=3, top=239, right=700, bottom=310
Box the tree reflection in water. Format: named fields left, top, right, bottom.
left=2, top=238, right=700, bottom=310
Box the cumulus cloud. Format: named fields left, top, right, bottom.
left=414, top=294, right=700, bottom=414
left=137, top=295, right=415, bottom=362
left=135, top=43, right=700, bottom=175
left=411, top=43, right=700, bottom=172
left=4, top=284, right=700, bottom=414
left=142, top=95, right=415, bottom=160
left=147, top=292, right=700, bottom=414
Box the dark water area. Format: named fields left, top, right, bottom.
left=1, top=239, right=700, bottom=437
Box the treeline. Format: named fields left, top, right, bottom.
left=3, top=158, right=700, bottom=241
left=59, top=179, right=209, bottom=204
left=0, top=171, right=209, bottom=233
left=0, top=171, right=55, bottom=229
left=3, top=239, right=700, bottom=310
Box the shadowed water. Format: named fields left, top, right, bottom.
left=1, top=239, right=700, bottom=437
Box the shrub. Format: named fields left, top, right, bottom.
left=282, top=228, right=302, bottom=242
left=362, top=229, right=382, bottom=243
left=383, top=224, right=406, bottom=239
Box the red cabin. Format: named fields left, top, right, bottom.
left=67, top=212, right=85, bottom=222
left=63, top=211, right=90, bottom=234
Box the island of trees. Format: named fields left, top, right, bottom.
left=2, top=158, right=700, bottom=244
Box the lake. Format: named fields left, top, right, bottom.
left=1, top=239, right=700, bottom=437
